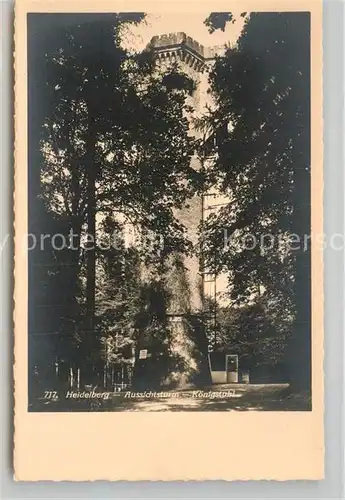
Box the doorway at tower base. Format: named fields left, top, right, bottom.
left=131, top=315, right=211, bottom=391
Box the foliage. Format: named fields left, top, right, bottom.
left=213, top=299, right=292, bottom=372
left=204, top=12, right=235, bottom=33
left=28, top=14, right=203, bottom=384
left=201, top=12, right=311, bottom=389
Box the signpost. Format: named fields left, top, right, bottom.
left=139, top=349, right=148, bottom=360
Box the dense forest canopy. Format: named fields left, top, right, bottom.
left=29, top=13, right=202, bottom=388
left=201, top=12, right=311, bottom=390
left=28, top=12, right=311, bottom=399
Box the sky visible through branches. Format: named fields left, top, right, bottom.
left=121, top=11, right=246, bottom=53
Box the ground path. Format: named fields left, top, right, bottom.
left=31, top=383, right=311, bottom=411
left=107, top=383, right=310, bottom=411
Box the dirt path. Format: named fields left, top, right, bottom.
left=31, top=383, right=311, bottom=411
left=107, top=383, right=310, bottom=411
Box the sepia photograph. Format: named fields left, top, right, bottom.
left=27, top=10, right=312, bottom=413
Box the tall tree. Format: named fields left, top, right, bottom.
left=31, top=14, right=201, bottom=382
left=201, top=12, right=311, bottom=393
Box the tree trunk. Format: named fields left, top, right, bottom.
left=289, top=141, right=311, bottom=394
left=86, top=164, right=96, bottom=331
left=85, top=104, right=97, bottom=362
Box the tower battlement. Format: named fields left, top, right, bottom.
left=148, top=32, right=226, bottom=72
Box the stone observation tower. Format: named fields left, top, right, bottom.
left=145, top=33, right=225, bottom=387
